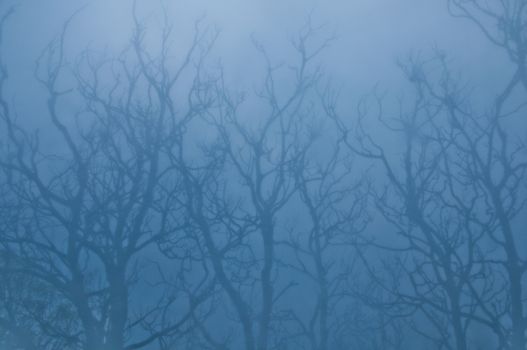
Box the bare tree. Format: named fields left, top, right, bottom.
left=445, top=3, right=527, bottom=348
left=284, top=116, right=370, bottom=350
left=330, top=45, right=526, bottom=348
left=416, top=54, right=526, bottom=349
left=0, top=7, right=217, bottom=350
left=160, top=20, right=340, bottom=350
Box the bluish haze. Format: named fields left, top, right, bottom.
left=0, top=1, right=525, bottom=350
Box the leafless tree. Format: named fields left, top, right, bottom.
left=159, top=20, right=344, bottom=350
left=445, top=2, right=527, bottom=348
left=0, top=7, right=217, bottom=350
left=283, top=114, right=370, bottom=350
left=330, top=48, right=526, bottom=350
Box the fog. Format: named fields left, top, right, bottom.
left=0, top=1, right=525, bottom=350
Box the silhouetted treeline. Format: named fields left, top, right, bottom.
left=0, top=1, right=525, bottom=349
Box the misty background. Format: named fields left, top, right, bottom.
left=0, top=0, right=525, bottom=350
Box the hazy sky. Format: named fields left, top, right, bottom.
left=5, top=0, right=505, bottom=93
